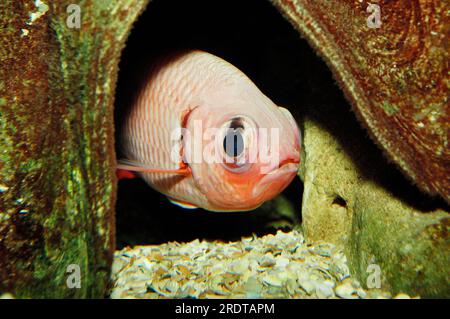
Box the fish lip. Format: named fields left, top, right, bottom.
left=273, top=162, right=299, bottom=175
left=259, top=157, right=300, bottom=176
left=278, top=157, right=300, bottom=169
left=252, top=162, right=299, bottom=198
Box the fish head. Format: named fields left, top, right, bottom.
left=183, top=82, right=300, bottom=211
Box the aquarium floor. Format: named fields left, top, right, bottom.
left=109, top=230, right=416, bottom=299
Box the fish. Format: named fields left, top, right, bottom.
left=118, top=50, right=300, bottom=212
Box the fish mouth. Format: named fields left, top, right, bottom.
left=252, top=160, right=299, bottom=198
left=278, top=157, right=300, bottom=169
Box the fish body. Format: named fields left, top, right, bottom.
left=119, top=50, right=300, bottom=212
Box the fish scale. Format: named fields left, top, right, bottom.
left=122, top=52, right=211, bottom=206
left=119, top=50, right=300, bottom=211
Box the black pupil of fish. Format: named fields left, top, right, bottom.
left=223, top=130, right=244, bottom=157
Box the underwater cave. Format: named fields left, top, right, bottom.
left=1, top=0, right=448, bottom=300
left=113, top=0, right=347, bottom=247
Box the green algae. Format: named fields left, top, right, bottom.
left=0, top=0, right=150, bottom=298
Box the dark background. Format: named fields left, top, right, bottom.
left=114, top=0, right=348, bottom=248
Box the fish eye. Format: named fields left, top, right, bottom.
left=219, top=115, right=256, bottom=173
left=223, top=128, right=244, bottom=157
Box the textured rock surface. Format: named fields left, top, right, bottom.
left=300, top=100, right=449, bottom=298
left=111, top=230, right=417, bottom=299
left=272, top=0, right=449, bottom=203
left=271, top=0, right=449, bottom=298
left=0, top=0, right=148, bottom=298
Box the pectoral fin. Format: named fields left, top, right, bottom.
left=117, top=159, right=191, bottom=175
left=117, top=168, right=137, bottom=180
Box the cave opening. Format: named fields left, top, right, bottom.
left=114, top=0, right=344, bottom=248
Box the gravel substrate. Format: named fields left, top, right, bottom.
left=110, top=230, right=417, bottom=299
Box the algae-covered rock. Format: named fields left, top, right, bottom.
left=270, top=0, right=449, bottom=297
left=0, top=0, right=148, bottom=298
left=272, top=0, right=449, bottom=203
left=301, top=99, right=449, bottom=298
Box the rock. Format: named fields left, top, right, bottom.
left=314, top=280, right=335, bottom=299
left=259, top=253, right=276, bottom=268
left=272, top=0, right=449, bottom=202
left=297, top=97, right=449, bottom=297
left=110, top=230, right=415, bottom=299
left=335, top=280, right=358, bottom=299
left=269, top=1, right=449, bottom=297
left=357, top=290, right=367, bottom=299
left=0, top=0, right=149, bottom=298
left=245, top=276, right=262, bottom=298
left=262, top=274, right=284, bottom=287
left=297, top=274, right=315, bottom=295
left=275, top=256, right=290, bottom=269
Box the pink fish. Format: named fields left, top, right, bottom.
left=118, top=50, right=300, bottom=212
